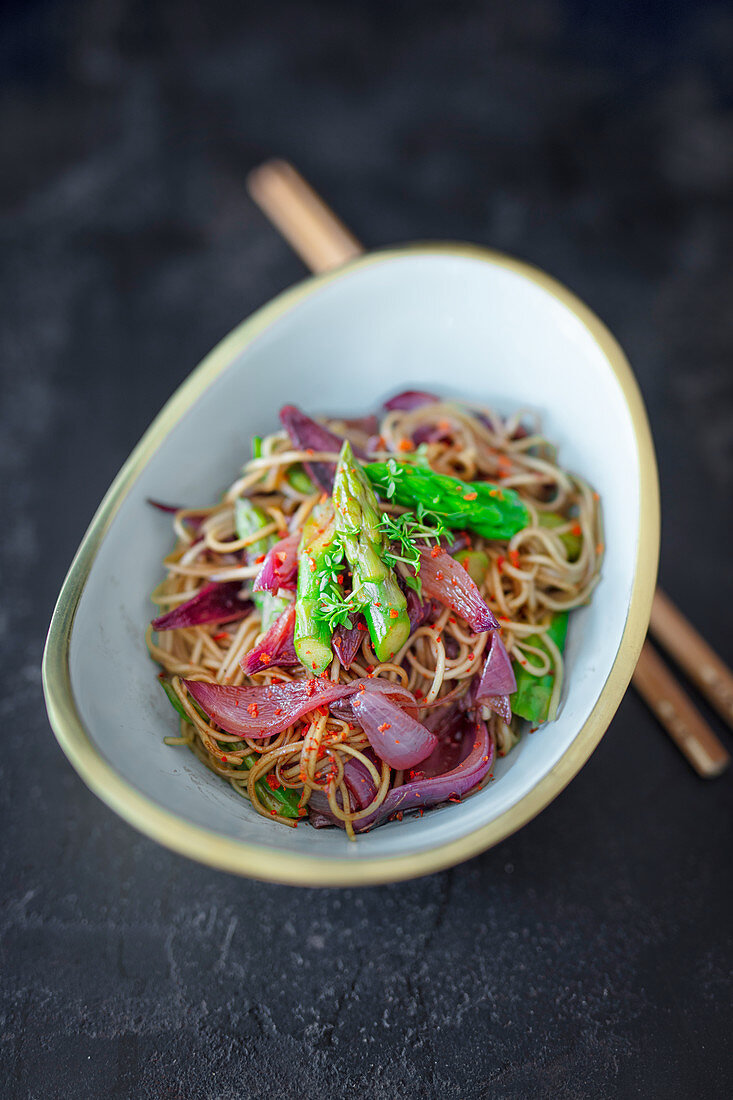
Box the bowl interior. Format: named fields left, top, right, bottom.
left=66, top=250, right=643, bottom=867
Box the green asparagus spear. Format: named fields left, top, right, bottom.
left=286, top=464, right=315, bottom=494
left=234, top=498, right=289, bottom=632
left=511, top=611, right=569, bottom=723
left=537, top=512, right=582, bottom=561
left=333, top=442, right=411, bottom=662
left=365, top=460, right=529, bottom=540
left=294, top=499, right=339, bottom=674
left=157, top=676, right=301, bottom=817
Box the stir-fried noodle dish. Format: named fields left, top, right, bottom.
left=148, top=391, right=603, bottom=837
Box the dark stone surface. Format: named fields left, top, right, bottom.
left=2, top=1, right=732, bottom=1096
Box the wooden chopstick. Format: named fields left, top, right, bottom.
left=633, top=642, right=730, bottom=777
left=246, top=160, right=363, bottom=273
left=245, top=158, right=731, bottom=778
left=649, top=589, right=733, bottom=731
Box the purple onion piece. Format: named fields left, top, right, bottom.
left=184, top=676, right=417, bottom=740
left=384, top=390, right=440, bottom=412
left=147, top=498, right=184, bottom=514
left=307, top=756, right=379, bottom=827
left=485, top=695, right=512, bottom=723
left=152, top=582, right=252, bottom=631
left=351, top=690, right=437, bottom=769
left=332, top=619, right=366, bottom=669
left=253, top=532, right=299, bottom=594
left=279, top=405, right=365, bottom=491
left=417, top=549, right=498, bottom=632
left=241, top=604, right=299, bottom=674
left=476, top=631, right=517, bottom=699
left=411, top=705, right=473, bottom=779
left=354, top=716, right=494, bottom=832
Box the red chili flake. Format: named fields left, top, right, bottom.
left=377, top=722, right=392, bottom=732
left=247, top=703, right=259, bottom=718
left=358, top=683, right=366, bottom=693
left=436, top=570, right=444, bottom=581
left=337, top=574, right=344, bottom=584
left=365, top=665, right=374, bottom=674
left=306, top=680, right=316, bottom=697
left=306, top=448, right=315, bottom=455
left=570, top=523, right=582, bottom=537
left=397, top=437, right=413, bottom=452
left=389, top=608, right=399, bottom=619
left=270, top=810, right=277, bottom=816
left=265, top=774, right=281, bottom=790
left=312, top=661, right=318, bottom=670
left=450, top=578, right=458, bottom=586
left=357, top=622, right=367, bottom=631
left=220, top=756, right=227, bottom=763
left=254, top=554, right=265, bottom=564
left=374, top=601, right=382, bottom=608
left=509, top=549, right=520, bottom=568
left=274, top=707, right=283, bottom=716
left=463, top=492, right=477, bottom=501
left=258, top=652, right=271, bottom=665
left=414, top=688, right=423, bottom=699
left=394, top=812, right=404, bottom=821
left=467, top=653, right=474, bottom=661
left=496, top=555, right=505, bottom=572
left=308, top=556, right=317, bottom=573
left=430, top=546, right=442, bottom=558
left=448, top=794, right=462, bottom=803
left=212, top=632, right=229, bottom=642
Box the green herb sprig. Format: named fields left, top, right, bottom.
left=379, top=505, right=447, bottom=596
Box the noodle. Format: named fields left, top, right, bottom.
left=148, top=399, right=603, bottom=833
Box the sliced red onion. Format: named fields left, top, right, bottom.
left=416, top=549, right=498, bottom=632
left=476, top=631, right=517, bottom=698
left=280, top=405, right=366, bottom=491
left=484, top=695, right=512, bottom=723
left=147, top=498, right=183, bottom=514
left=308, top=755, right=379, bottom=827
left=354, top=716, right=494, bottom=832
left=240, top=603, right=298, bottom=674
left=384, top=390, right=439, bottom=411
left=340, top=415, right=379, bottom=438
left=253, top=532, right=299, bottom=594
left=332, top=619, right=365, bottom=669
left=404, top=586, right=440, bottom=633
left=408, top=705, right=473, bottom=779
left=152, top=582, right=252, bottom=631
left=183, top=677, right=417, bottom=739
left=350, top=690, right=437, bottom=769
left=147, top=499, right=207, bottom=534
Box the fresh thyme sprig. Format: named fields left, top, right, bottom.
left=309, top=533, right=364, bottom=632
left=379, top=505, right=448, bottom=596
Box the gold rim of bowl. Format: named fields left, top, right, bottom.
left=42, top=243, right=660, bottom=886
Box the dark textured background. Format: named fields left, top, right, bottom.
left=2, top=1, right=732, bottom=1096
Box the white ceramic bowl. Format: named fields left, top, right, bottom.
left=43, top=245, right=659, bottom=885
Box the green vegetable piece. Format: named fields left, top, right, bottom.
left=333, top=442, right=411, bottom=662
left=294, top=499, right=338, bottom=674
left=365, top=461, right=529, bottom=540
left=454, top=549, right=490, bottom=586
left=157, top=677, right=301, bottom=818
left=286, top=464, right=315, bottom=494
left=234, top=498, right=289, bottom=632
left=252, top=435, right=263, bottom=459
left=511, top=612, right=569, bottom=723
left=538, top=512, right=582, bottom=562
